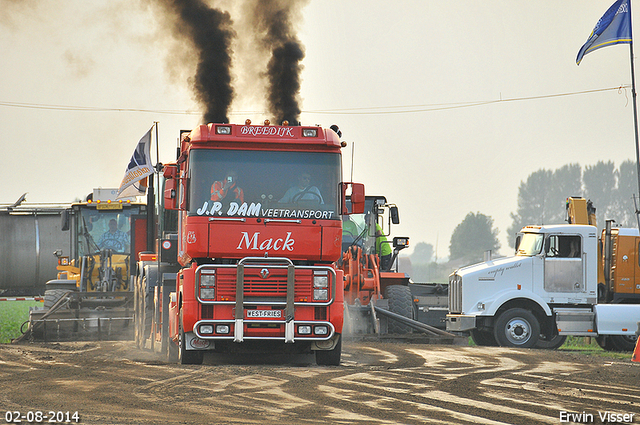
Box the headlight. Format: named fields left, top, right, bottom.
left=314, top=289, right=328, bottom=301
left=200, top=272, right=216, bottom=286
left=215, top=125, right=232, bottom=135
left=314, top=275, right=328, bottom=288
left=313, top=272, right=329, bottom=301
left=216, top=325, right=230, bottom=334
left=314, top=326, right=328, bottom=335
left=200, top=288, right=215, bottom=299
left=200, top=324, right=214, bottom=334
left=298, top=325, right=312, bottom=335
left=302, top=128, right=318, bottom=137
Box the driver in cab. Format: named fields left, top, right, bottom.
left=97, top=219, right=130, bottom=252
left=279, top=172, right=324, bottom=204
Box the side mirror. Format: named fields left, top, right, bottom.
left=341, top=182, right=365, bottom=214
left=393, top=236, right=409, bottom=250
left=390, top=206, right=400, bottom=224
left=350, top=183, right=365, bottom=213
left=514, top=235, right=521, bottom=253
left=163, top=164, right=179, bottom=210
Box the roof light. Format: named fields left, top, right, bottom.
left=216, top=125, right=231, bottom=135
left=245, top=119, right=251, bottom=125
left=264, top=119, right=271, bottom=126
left=282, top=120, right=289, bottom=126
left=302, top=128, right=318, bottom=137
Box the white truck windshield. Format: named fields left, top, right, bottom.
left=517, top=233, right=544, bottom=256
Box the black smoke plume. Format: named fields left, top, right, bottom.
left=246, top=0, right=308, bottom=125
left=157, top=0, right=308, bottom=125
left=159, top=0, right=235, bottom=124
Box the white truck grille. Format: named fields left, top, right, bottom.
left=449, top=274, right=462, bottom=313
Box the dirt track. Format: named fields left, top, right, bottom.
left=0, top=340, right=639, bottom=425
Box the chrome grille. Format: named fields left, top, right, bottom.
left=216, top=268, right=313, bottom=299
left=449, top=273, right=462, bottom=313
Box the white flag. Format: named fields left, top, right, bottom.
left=116, top=128, right=154, bottom=199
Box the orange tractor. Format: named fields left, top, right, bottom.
left=339, top=196, right=452, bottom=338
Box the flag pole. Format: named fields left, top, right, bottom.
left=630, top=1, right=640, bottom=228
left=146, top=122, right=158, bottom=251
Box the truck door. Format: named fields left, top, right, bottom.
left=544, top=235, right=584, bottom=293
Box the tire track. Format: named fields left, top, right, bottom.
left=1, top=340, right=638, bottom=424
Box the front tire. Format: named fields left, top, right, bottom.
left=385, top=285, right=415, bottom=334
left=44, top=289, right=70, bottom=310
left=494, top=308, right=540, bottom=348
left=178, top=319, right=204, bottom=365
left=315, top=334, right=342, bottom=366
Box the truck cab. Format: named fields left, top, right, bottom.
left=447, top=224, right=640, bottom=349
left=150, top=122, right=363, bottom=365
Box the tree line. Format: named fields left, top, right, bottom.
left=405, top=160, right=638, bottom=283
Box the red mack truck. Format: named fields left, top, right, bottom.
left=135, top=121, right=363, bottom=365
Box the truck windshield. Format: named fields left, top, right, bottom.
left=517, top=233, right=544, bottom=256
left=77, top=206, right=140, bottom=256
left=188, top=149, right=341, bottom=220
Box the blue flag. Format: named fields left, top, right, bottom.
left=577, top=0, right=632, bottom=65
left=116, top=127, right=154, bottom=199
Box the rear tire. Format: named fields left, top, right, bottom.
left=385, top=285, right=415, bottom=334
left=135, top=277, right=153, bottom=349
left=315, top=334, right=342, bottom=366
left=598, top=335, right=637, bottom=352
left=494, top=308, right=540, bottom=348
left=134, top=279, right=143, bottom=348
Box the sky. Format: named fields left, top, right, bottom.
left=1, top=0, right=638, bottom=261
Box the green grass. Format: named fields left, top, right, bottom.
left=468, top=334, right=634, bottom=359
left=0, top=300, right=42, bottom=343
left=559, top=335, right=633, bottom=359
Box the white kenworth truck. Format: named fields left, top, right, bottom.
left=446, top=223, right=640, bottom=350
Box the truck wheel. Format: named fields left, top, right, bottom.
left=44, top=289, right=70, bottom=310
left=385, top=285, right=415, bottom=334
left=494, top=308, right=540, bottom=348
left=135, top=277, right=153, bottom=349
left=470, top=329, right=498, bottom=346
left=134, top=280, right=143, bottom=348
left=607, top=335, right=637, bottom=352
left=536, top=334, right=567, bottom=350
left=315, top=334, right=342, bottom=366
left=178, top=322, right=204, bottom=365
